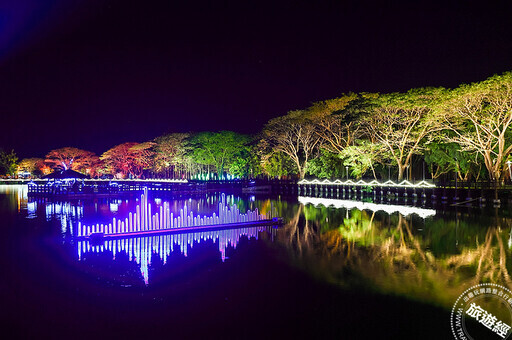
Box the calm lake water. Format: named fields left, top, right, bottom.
left=1, top=185, right=510, bottom=339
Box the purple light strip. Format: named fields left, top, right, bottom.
left=77, top=188, right=270, bottom=238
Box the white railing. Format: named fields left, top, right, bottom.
left=298, top=178, right=435, bottom=188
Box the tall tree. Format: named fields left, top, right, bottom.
left=189, top=131, right=249, bottom=177
left=100, top=142, right=155, bottom=178
left=263, top=110, right=321, bottom=179
left=229, top=144, right=262, bottom=178
left=437, top=72, right=512, bottom=183
left=364, top=89, right=443, bottom=180
left=153, top=133, right=189, bottom=172
left=340, top=141, right=383, bottom=179
left=424, top=142, right=482, bottom=180
left=45, top=147, right=97, bottom=172
left=17, top=158, right=47, bottom=176
left=0, top=149, right=18, bottom=176
left=308, top=93, right=368, bottom=154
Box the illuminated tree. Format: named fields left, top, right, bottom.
left=340, top=141, right=383, bottom=179
left=153, top=133, right=189, bottom=173
left=17, top=158, right=47, bottom=176
left=307, top=93, right=367, bottom=154
left=45, top=147, right=98, bottom=172
left=424, top=142, right=482, bottom=180
left=437, top=72, right=512, bottom=183
left=263, top=110, right=321, bottom=179
left=306, top=150, right=343, bottom=179
left=229, top=145, right=262, bottom=178
left=259, top=148, right=296, bottom=178
left=100, top=142, right=155, bottom=178
left=189, top=131, right=249, bottom=177
left=0, top=149, right=18, bottom=176
left=363, top=89, right=443, bottom=180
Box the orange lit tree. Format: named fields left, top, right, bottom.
left=100, top=142, right=155, bottom=178
left=45, top=147, right=98, bottom=173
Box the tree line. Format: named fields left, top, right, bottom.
left=2, top=71, right=512, bottom=184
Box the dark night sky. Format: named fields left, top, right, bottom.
left=1, top=0, right=512, bottom=158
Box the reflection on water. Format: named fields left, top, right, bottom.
left=12, top=185, right=279, bottom=286
left=280, top=196, right=512, bottom=308
left=0, top=184, right=28, bottom=212
left=4, top=184, right=512, bottom=312
left=298, top=196, right=436, bottom=219
left=78, top=226, right=274, bottom=284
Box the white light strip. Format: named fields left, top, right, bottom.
left=298, top=196, right=436, bottom=219
left=298, top=178, right=436, bottom=188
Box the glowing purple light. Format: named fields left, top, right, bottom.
left=77, top=226, right=271, bottom=285
left=77, top=188, right=270, bottom=238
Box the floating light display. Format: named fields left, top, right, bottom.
left=77, top=188, right=272, bottom=238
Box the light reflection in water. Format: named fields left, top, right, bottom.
left=0, top=185, right=28, bottom=212
left=281, top=198, right=512, bottom=309
left=298, top=196, right=436, bottom=219
left=77, top=226, right=275, bottom=284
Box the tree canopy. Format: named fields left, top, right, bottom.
left=10, top=70, right=512, bottom=184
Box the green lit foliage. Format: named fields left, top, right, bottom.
left=363, top=88, right=444, bottom=180
left=229, top=145, right=262, bottom=178
left=340, top=141, right=383, bottom=179
left=261, top=151, right=296, bottom=178
left=306, top=150, right=343, bottom=179
left=189, top=131, right=250, bottom=176
left=424, top=142, right=483, bottom=180
left=437, top=72, right=512, bottom=182
left=0, top=149, right=18, bottom=176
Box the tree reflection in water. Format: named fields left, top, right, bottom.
left=276, top=198, right=512, bottom=309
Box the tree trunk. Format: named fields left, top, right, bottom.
left=397, top=165, right=405, bottom=181
left=299, top=167, right=306, bottom=179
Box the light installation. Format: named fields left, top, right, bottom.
left=298, top=178, right=436, bottom=188
left=1, top=178, right=189, bottom=184
left=298, top=196, right=436, bottom=219
left=77, top=226, right=275, bottom=285
left=77, top=188, right=273, bottom=238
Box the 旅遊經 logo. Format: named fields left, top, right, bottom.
left=451, top=283, right=512, bottom=339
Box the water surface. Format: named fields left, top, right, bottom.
left=1, top=185, right=508, bottom=339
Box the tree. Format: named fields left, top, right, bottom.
left=259, top=150, right=296, bottom=178
left=340, top=141, right=383, bottom=179
left=45, top=147, right=98, bottom=172
left=0, top=150, right=18, bottom=176
left=189, top=131, right=249, bottom=177
left=229, top=145, right=262, bottom=178
left=263, top=110, right=321, bottom=179
left=153, top=133, right=189, bottom=172
left=364, top=89, right=443, bottom=180
left=424, top=142, right=482, bottom=180
left=17, top=158, right=48, bottom=177
left=308, top=93, right=372, bottom=154
left=100, top=142, right=155, bottom=178
left=437, top=72, right=512, bottom=183
left=306, top=150, right=344, bottom=179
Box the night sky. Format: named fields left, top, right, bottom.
left=1, top=0, right=512, bottom=158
